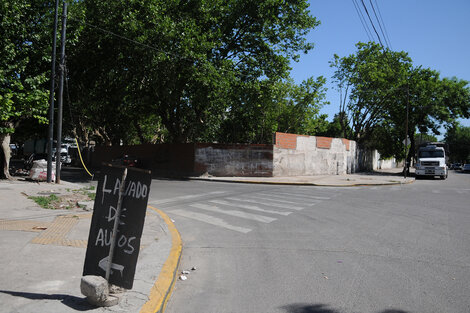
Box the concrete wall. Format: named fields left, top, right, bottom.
left=194, top=144, right=273, bottom=177
left=91, top=143, right=273, bottom=177
left=356, top=148, right=399, bottom=171
left=273, top=132, right=358, bottom=176
left=90, top=133, right=397, bottom=177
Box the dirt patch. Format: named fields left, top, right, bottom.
left=26, top=188, right=95, bottom=210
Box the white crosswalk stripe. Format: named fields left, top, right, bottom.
left=269, top=191, right=331, bottom=200
left=243, top=194, right=316, bottom=206
left=224, top=197, right=305, bottom=210
left=190, top=203, right=277, bottom=223
left=246, top=194, right=322, bottom=206
left=149, top=191, right=226, bottom=205
left=209, top=199, right=292, bottom=216
left=169, top=209, right=252, bottom=233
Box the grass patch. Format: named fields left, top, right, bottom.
left=72, top=186, right=96, bottom=201
left=87, top=192, right=96, bottom=200
left=28, top=194, right=60, bottom=210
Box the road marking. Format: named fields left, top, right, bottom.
left=190, top=203, right=276, bottom=223
left=246, top=193, right=319, bottom=205
left=169, top=209, right=252, bottom=233
left=209, top=200, right=292, bottom=216
left=272, top=191, right=331, bottom=200
left=149, top=191, right=226, bottom=205
left=224, top=197, right=304, bottom=210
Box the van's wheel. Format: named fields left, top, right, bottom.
left=440, top=175, right=446, bottom=180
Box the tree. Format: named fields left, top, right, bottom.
left=66, top=0, right=320, bottom=144
left=396, top=69, right=470, bottom=165
left=316, top=112, right=351, bottom=138
left=331, top=42, right=470, bottom=162
left=276, top=77, right=329, bottom=137
left=218, top=76, right=329, bottom=143
left=0, top=0, right=52, bottom=178
left=445, top=124, right=470, bottom=162
left=330, top=42, right=412, bottom=144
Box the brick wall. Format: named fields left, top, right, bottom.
left=316, top=137, right=333, bottom=149
left=274, top=132, right=308, bottom=149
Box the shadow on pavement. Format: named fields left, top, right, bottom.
left=281, top=303, right=340, bottom=313
left=0, top=290, right=95, bottom=311
left=362, top=170, right=405, bottom=177
left=60, top=167, right=96, bottom=184
left=281, top=303, right=410, bottom=313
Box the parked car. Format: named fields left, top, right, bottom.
left=451, top=163, right=463, bottom=170
left=463, top=164, right=470, bottom=173
left=111, top=155, right=140, bottom=168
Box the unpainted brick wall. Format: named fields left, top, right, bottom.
left=274, top=132, right=308, bottom=149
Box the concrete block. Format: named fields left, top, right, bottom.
left=81, top=275, right=119, bottom=307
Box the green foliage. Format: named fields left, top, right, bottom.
left=330, top=42, right=412, bottom=144
left=331, top=42, right=470, bottom=160
left=445, top=124, right=470, bottom=162
left=0, top=0, right=51, bottom=134
left=317, top=112, right=350, bottom=138
left=28, top=194, right=60, bottom=210
left=414, top=133, right=438, bottom=147
left=66, top=0, right=321, bottom=144
left=218, top=76, right=328, bottom=143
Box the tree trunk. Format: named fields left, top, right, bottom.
left=0, top=133, right=12, bottom=179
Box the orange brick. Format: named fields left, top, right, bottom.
left=316, top=136, right=332, bottom=149
left=342, top=138, right=350, bottom=151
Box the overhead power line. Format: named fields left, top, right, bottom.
left=360, top=0, right=384, bottom=47
left=352, top=0, right=373, bottom=42
left=373, top=0, right=392, bottom=50
left=68, top=16, right=165, bottom=54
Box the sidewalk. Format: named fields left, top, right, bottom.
left=191, top=168, right=414, bottom=186
left=0, top=178, right=178, bottom=313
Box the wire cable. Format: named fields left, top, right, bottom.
left=68, top=16, right=165, bottom=54
left=373, top=0, right=392, bottom=50
left=369, top=0, right=390, bottom=49
left=360, top=0, right=384, bottom=47
left=352, top=0, right=373, bottom=42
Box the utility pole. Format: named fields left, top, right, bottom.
left=403, top=84, right=410, bottom=178
left=47, top=0, right=59, bottom=183
left=55, top=1, right=67, bottom=184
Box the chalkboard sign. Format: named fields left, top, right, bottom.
left=83, top=165, right=152, bottom=289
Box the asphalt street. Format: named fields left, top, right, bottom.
left=147, top=171, right=470, bottom=313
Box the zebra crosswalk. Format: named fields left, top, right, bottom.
left=157, top=189, right=335, bottom=233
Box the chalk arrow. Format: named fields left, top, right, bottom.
left=98, top=256, right=124, bottom=277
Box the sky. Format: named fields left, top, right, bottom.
left=289, top=0, right=470, bottom=136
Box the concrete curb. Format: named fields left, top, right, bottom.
left=188, top=177, right=415, bottom=187
left=141, top=206, right=182, bottom=313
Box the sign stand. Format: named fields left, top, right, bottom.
left=105, top=168, right=127, bottom=283
left=81, top=165, right=152, bottom=306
